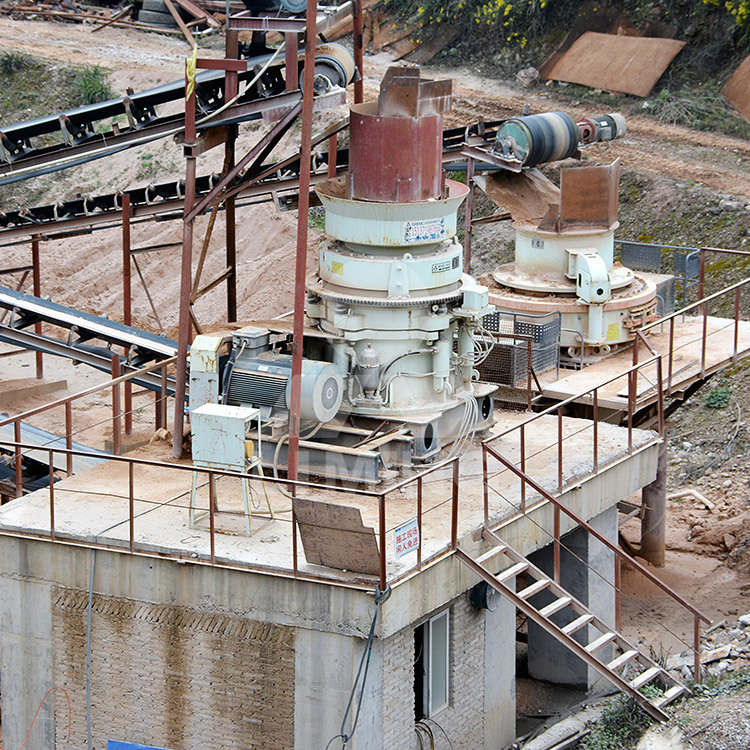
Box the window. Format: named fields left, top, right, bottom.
left=414, top=609, right=450, bottom=719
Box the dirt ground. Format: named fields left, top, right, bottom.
left=1, top=15, right=750, bottom=748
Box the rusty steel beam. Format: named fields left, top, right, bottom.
left=287, top=0, right=318, bottom=493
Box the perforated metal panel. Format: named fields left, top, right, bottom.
left=619, top=241, right=663, bottom=272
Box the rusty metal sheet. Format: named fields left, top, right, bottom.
left=559, top=159, right=620, bottom=229
left=546, top=32, right=685, bottom=97
left=293, top=497, right=381, bottom=575
left=722, top=54, right=750, bottom=122
left=474, top=168, right=560, bottom=225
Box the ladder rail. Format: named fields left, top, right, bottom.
left=456, top=546, right=686, bottom=723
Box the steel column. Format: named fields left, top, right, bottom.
left=352, top=0, right=364, bottom=104
left=463, top=155, right=475, bottom=274
left=122, top=193, right=133, bottom=436
left=173, top=61, right=198, bottom=458
left=112, top=354, right=122, bottom=456
left=287, top=0, right=317, bottom=487
left=225, top=30, right=239, bottom=323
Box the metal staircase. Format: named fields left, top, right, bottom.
left=457, top=528, right=689, bottom=722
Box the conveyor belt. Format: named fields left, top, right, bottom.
left=0, top=119, right=504, bottom=241
left=0, top=285, right=180, bottom=394
left=0, top=53, right=283, bottom=180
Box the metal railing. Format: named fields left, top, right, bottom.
left=480, top=351, right=711, bottom=681
left=0, top=356, right=174, bottom=497
left=0, top=438, right=459, bottom=594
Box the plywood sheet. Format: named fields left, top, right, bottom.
left=294, top=497, right=380, bottom=575
left=722, top=54, right=750, bottom=122
left=546, top=31, right=685, bottom=97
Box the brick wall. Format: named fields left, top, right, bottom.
left=51, top=587, right=295, bottom=749
left=381, top=594, right=487, bottom=750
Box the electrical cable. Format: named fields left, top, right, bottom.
left=17, top=686, right=71, bottom=750
left=325, top=584, right=391, bottom=750
left=422, top=717, right=455, bottom=750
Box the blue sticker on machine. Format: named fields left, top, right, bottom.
left=108, top=742, right=172, bottom=750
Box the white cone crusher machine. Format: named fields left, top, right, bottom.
left=471, top=112, right=661, bottom=363
left=189, top=68, right=496, bottom=483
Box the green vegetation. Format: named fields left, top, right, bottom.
left=1, top=50, right=31, bottom=74
left=580, top=686, right=660, bottom=750
left=705, top=385, right=732, bottom=407
left=75, top=65, right=113, bottom=106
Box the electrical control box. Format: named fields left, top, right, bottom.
left=191, top=403, right=261, bottom=472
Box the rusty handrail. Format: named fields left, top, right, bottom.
left=483, top=441, right=710, bottom=623
left=483, top=354, right=660, bottom=445
left=640, top=277, right=750, bottom=335
left=0, top=355, right=178, bottom=429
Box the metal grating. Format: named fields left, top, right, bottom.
left=655, top=276, right=676, bottom=317
left=480, top=311, right=561, bottom=387
left=619, top=241, right=663, bottom=272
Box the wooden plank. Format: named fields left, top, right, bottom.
left=546, top=32, right=685, bottom=97
left=723, top=54, right=750, bottom=123
left=91, top=4, right=133, bottom=32
left=405, top=25, right=459, bottom=64
left=390, top=35, right=420, bottom=61
left=162, top=0, right=196, bottom=46
left=173, top=0, right=221, bottom=27
left=293, top=497, right=381, bottom=575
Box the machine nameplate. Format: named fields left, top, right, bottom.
left=432, top=259, right=452, bottom=273
left=331, top=260, right=344, bottom=275
left=531, top=238, right=545, bottom=249
left=403, top=217, right=447, bottom=243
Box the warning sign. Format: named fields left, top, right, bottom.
left=394, top=517, right=420, bottom=558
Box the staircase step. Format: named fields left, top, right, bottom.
left=497, top=562, right=528, bottom=583
left=585, top=631, right=617, bottom=654
left=630, top=666, right=663, bottom=690
left=517, top=579, right=551, bottom=600
left=476, top=544, right=508, bottom=567
left=654, top=684, right=688, bottom=708
left=539, top=596, right=572, bottom=618
left=561, top=613, right=593, bottom=635
left=608, top=650, right=639, bottom=671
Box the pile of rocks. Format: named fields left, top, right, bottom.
left=666, top=614, right=750, bottom=681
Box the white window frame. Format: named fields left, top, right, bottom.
left=426, top=609, right=450, bottom=715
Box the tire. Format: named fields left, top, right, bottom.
left=142, top=0, right=170, bottom=11
left=138, top=8, right=178, bottom=26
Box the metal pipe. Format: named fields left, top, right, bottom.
left=592, top=390, right=599, bottom=473
left=14, top=420, right=23, bottom=497
left=122, top=194, right=133, bottom=437
left=451, top=459, right=459, bottom=550
left=463, top=155, right=474, bottom=274
left=417, top=476, right=423, bottom=568
left=31, top=235, right=43, bottom=379
left=128, top=461, right=134, bottom=553
left=352, top=0, right=364, bottom=104
left=557, top=406, right=563, bottom=493
left=379, top=493, right=386, bottom=590
left=208, top=470, right=216, bottom=565
left=172, top=63, right=198, bottom=459
left=553, top=506, right=560, bottom=584
left=65, top=401, right=73, bottom=477
left=482, top=446, right=488, bottom=525
left=287, top=0, right=318, bottom=488
left=520, top=424, right=526, bottom=511
left=48, top=449, right=55, bottom=540
left=694, top=614, right=702, bottom=683
left=111, top=355, right=122, bottom=456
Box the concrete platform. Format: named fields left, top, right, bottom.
left=539, top=314, right=750, bottom=411
left=0, top=410, right=659, bottom=596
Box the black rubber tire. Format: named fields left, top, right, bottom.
left=142, top=0, right=169, bottom=11
left=138, top=8, right=178, bottom=26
